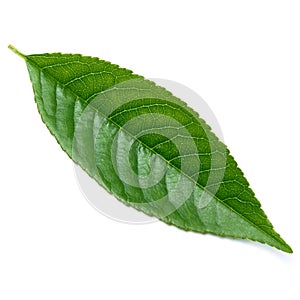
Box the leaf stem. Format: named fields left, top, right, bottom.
left=8, top=45, right=26, bottom=59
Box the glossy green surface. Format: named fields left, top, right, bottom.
left=11, top=46, right=292, bottom=253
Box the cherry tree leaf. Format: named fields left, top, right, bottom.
left=9, top=45, right=292, bottom=253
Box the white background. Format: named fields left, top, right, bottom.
left=1, top=1, right=299, bottom=299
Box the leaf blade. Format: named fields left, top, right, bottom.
left=11, top=47, right=292, bottom=253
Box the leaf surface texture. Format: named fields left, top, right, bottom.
left=11, top=46, right=292, bottom=253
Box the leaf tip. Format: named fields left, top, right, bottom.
left=8, top=45, right=26, bottom=59
left=283, top=243, right=293, bottom=254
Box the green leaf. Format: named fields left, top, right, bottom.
left=9, top=45, right=292, bottom=253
